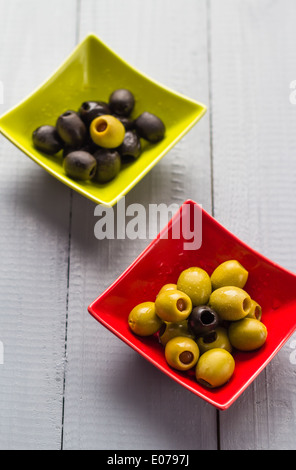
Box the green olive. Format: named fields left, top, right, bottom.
left=209, top=286, right=252, bottom=321
left=128, top=302, right=163, bottom=336
left=177, top=267, right=212, bottom=306
left=155, top=290, right=192, bottom=322
left=195, top=348, right=235, bottom=388
left=211, top=260, right=248, bottom=290
left=165, top=336, right=200, bottom=371
left=228, top=318, right=267, bottom=351
left=90, top=115, right=125, bottom=148
left=196, top=327, right=232, bottom=355
left=246, top=299, right=262, bottom=321
left=157, top=283, right=178, bottom=296
left=159, top=320, right=195, bottom=346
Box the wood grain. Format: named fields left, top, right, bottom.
left=0, top=0, right=77, bottom=450
left=0, top=0, right=296, bottom=451
left=62, top=0, right=216, bottom=450
left=210, top=0, right=296, bottom=450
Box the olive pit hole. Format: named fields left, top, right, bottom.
left=197, top=378, right=213, bottom=388
left=89, top=167, right=96, bottom=179
left=96, top=120, right=108, bottom=133
left=177, top=298, right=187, bottom=312
left=179, top=351, right=194, bottom=364
left=201, top=310, right=215, bottom=325
left=243, top=297, right=251, bottom=312
left=255, top=306, right=261, bottom=319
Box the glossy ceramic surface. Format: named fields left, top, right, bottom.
left=0, top=34, right=207, bottom=207
left=88, top=200, right=296, bottom=409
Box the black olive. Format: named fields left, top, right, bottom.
left=32, top=125, right=64, bottom=155
left=134, top=111, right=165, bottom=143
left=112, top=114, right=134, bottom=131
left=63, top=144, right=77, bottom=159
left=79, top=101, right=110, bottom=126
left=109, top=89, right=135, bottom=116
left=63, top=151, right=97, bottom=181
left=188, top=306, right=220, bottom=337
left=56, top=110, right=87, bottom=148
left=93, top=149, right=121, bottom=183
left=118, top=131, right=141, bottom=160
left=63, top=138, right=101, bottom=159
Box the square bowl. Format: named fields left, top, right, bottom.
left=0, top=34, right=207, bottom=207
left=88, top=200, right=296, bottom=410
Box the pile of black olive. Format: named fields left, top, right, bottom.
left=32, top=89, right=166, bottom=184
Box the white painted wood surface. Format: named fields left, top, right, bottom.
left=0, top=0, right=77, bottom=450
left=0, top=0, right=295, bottom=450
left=210, top=0, right=296, bottom=449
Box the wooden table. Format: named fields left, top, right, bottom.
left=0, top=0, right=296, bottom=450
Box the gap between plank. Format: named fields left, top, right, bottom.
left=61, top=0, right=81, bottom=450
left=61, top=189, right=73, bottom=450
left=206, top=0, right=215, bottom=220
left=206, top=0, right=220, bottom=450
left=61, top=0, right=82, bottom=450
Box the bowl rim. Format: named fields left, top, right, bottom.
left=0, top=34, right=207, bottom=207
left=88, top=199, right=296, bottom=409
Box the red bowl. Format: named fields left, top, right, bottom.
left=88, top=200, right=296, bottom=410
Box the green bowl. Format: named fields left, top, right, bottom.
left=0, top=34, right=207, bottom=207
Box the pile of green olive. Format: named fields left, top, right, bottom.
left=32, top=89, right=166, bottom=184
left=128, top=260, right=268, bottom=389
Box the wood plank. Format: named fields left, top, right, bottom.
left=210, top=0, right=296, bottom=449
left=63, top=0, right=216, bottom=450
left=0, top=0, right=77, bottom=450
